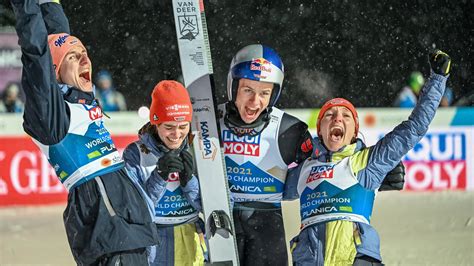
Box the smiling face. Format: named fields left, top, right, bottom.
left=234, top=78, right=274, bottom=124
left=318, top=106, right=357, bottom=152
left=156, top=121, right=190, bottom=150
left=58, top=45, right=92, bottom=92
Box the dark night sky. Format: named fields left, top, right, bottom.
left=1, top=0, right=473, bottom=109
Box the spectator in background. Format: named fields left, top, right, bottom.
left=454, top=89, right=474, bottom=106
left=0, top=82, right=24, bottom=113
left=95, top=69, right=127, bottom=111
left=393, top=71, right=424, bottom=108
left=440, top=86, right=454, bottom=107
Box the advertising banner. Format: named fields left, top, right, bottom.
left=1, top=108, right=472, bottom=207
left=362, top=127, right=473, bottom=191
left=0, top=134, right=137, bottom=206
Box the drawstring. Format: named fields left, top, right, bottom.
left=95, top=98, right=111, bottom=119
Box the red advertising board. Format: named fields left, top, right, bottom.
left=0, top=135, right=137, bottom=207
left=404, top=161, right=467, bottom=191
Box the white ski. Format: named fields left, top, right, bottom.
left=171, top=0, right=238, bottom=264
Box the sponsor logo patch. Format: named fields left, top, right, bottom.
left=306, top=165, right=335, bottom=183
left=250, top=58, right=272, bottom=73
left=54, top=35, right=69, bottom=47
left=88, top=106, right=103, bottom=121
left=101, top=158, right=111, bottom=166
left=223, top=130, right=260, bottom=156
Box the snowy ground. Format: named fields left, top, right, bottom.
left=1, top=191, right=473, bottom=265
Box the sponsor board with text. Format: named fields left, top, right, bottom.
left=0, top=135, right=137, bottom=207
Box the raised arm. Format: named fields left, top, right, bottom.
left=10, top=0, right=69, bottom=145
left=356, top=51, right=451, bottom=190
left=39, top=0, right=71, bottom=34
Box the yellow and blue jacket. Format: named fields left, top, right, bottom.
left=284, top=72, right=448, bottom=265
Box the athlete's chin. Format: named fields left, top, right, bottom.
left=325, top=141, right=344, bottom=152
left=164, top=141, right=182, bottom=150
left=240, top=112, right=261, bottom=124
left=82, top=84, right=93, bottom=92
left=75, top=81, right=93, bottom=92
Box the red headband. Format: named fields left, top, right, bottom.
left=48, top=33, right=87, bottom=80
left=316, top=98, right=359, bottom=137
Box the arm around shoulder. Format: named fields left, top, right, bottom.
left=279, top=112, right=313, bottom=165
left=123, top=142, right=168, bottom=204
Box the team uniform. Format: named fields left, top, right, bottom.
left=221, top=44, right=313, bottom=265
left=10, top=1, right=158, bottom=264
left=284, top=73, right=448, bottom=265
left=220, top=103, right=312, bottom=266
left=123, top=123, right=206, bottom=266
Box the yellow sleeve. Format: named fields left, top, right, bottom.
left=350, top=148, right=370, bottom=176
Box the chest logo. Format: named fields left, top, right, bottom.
left=223, top=130, right=260, bottom=156
left=88, top=106, right=103, bottom=121
left=306, top=165, right=335, bottom=183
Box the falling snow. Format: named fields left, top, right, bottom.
left=1, top=0, right=472, bottom=108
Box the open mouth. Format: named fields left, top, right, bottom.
left=167, top=137, right=181, bottom=144
left=245, top=107, right=259, bottom=118
left=79, top=71, right=91, bottom=82
left=329, top=126, right=344, bottom=142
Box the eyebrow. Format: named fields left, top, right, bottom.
left=65, top=48, right=85, bottom=55
left=164, top=123, right=188, bottom=128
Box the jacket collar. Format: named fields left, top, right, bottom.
left=59, top=83, right=96, bottom=105
left=312, top=137, right=366, bottom=163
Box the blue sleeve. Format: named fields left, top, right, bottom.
left=122, top=142, right=167, bottom=205
left=11, top=0, right=69, bottom=145
left=358, top=73, right=448, bottom=190
left=283, top=163, right=303, bottom=200
left=39, top=1, right=71, bottom=34
left=182, top=175, right=202, bottom=211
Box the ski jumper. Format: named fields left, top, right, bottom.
left=219, top=103, right=313, bottom=266
left=123, top=123, right=206, bottom=266
left=284, top=73, right=447, bottom=265
left=10, top=0, right=158, bottom=264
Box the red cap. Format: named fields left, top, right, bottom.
left=317, top=98, right=359, bottom=137
left=149, top=80, right=192, bottom=125
left=48, top=33, right=87, bottom=80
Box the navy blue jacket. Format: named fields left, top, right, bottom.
left=12, top=0, right=94, bottom=145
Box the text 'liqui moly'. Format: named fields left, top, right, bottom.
left=402, top=132, right=467, bottom=190
left=223, top=130, right=261, bottom=156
